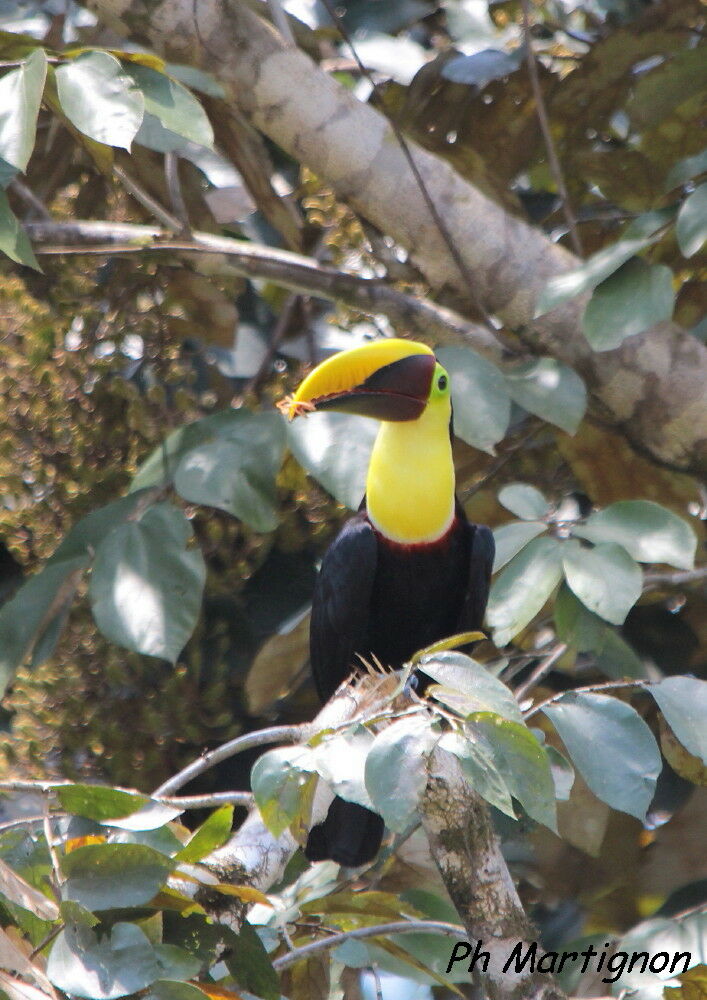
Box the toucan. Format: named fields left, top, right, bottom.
left=285, top=338, right=495, bottom=867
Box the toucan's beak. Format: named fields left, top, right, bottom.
left=284, top=339, right=436, bottom=422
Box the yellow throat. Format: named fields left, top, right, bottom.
left=366, top=390, right=455, bottom=544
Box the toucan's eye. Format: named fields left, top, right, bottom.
left=438, top=374, right=448, bottom=391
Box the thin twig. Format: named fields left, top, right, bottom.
left=113, top=165, right=183, bottom=232
left=25, top=220, right=506, bottom=359
left=161, top=790, right=253, bottom=809
left=524, top=678, right=651, bottom=721
left=521, top=0, right=583, bottom=256
left=8, top=177, right=51, bottom=220
left=271, top=920, right=466, bottom=970
left=318, top=0, right=500, bottom=333
left=29, top=923, right=64, bottom=960
left=164, top=153, right=191, bottom=235
left=643, top=566, right=707, bottom=589
left=514, top=642, right=568, bottom=702
left=42, top=798, right=63, bottom=896
left=461, top=421, right=544, bottom=501
left=267, top=0, right=296, bottom=45
left=152, top=723, right=313, bottom=797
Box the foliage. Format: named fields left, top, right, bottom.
left=0, top=0, right=705, bottom=998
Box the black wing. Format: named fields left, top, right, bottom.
left=310, top=513, right=378, bottom=703
left=460, top=523, right=495, bottom=632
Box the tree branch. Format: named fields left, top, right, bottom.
left=271, top=920, right=467, bottom=970
left=25, top=219, right=506, bottom=360
left=86, top=0, right=707, bottom=476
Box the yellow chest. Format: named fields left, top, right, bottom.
left=365, top=403, right=455, bottom=544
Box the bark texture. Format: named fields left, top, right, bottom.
left=422, top=748, right=565, bottom=1000
left=88, top=0, right=707, bottom=476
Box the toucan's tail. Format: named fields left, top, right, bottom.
left=305, top=796, right=385, bottom=867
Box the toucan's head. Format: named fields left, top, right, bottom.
left=283, top=338, right=451, bottom=424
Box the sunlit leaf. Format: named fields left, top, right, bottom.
left=436, top=346, right=510, bottom=454
left=0, top=187, right=40, bottom=269
left=651, top=676, right=707, bottom=766
left=421, top=652, right=524, bottom=723
left=486, top=536, right=563, bottom=645
left=61, top=843, right=173, bottom=910
left=498, top=483, right=549, bottom=521
left=543, top=691, right=661, bottom=820
left=492, top=520, right=547, bottom=572
left=582, top=258, right=675, bottom=351
left=503, top=358, right=586, bottom=434
left=471, top=714, right=557, bottom=830
left=123, top=63, right=213, bottom=148
left=437, top=730, right=515, bottom=817
left=574, top=500, right=696, bottom=569
left=311, top=726, right=375, bottom=809
left=174, top=805, right=234, bottom=863
left=561, top=539, right=642, bottom=625
left=251, top=745, right=315, bottom=837
left=365, top=716, right=437, bottom=832
left=89, top=503, right=206, bottom=662
left=676, top=183, right=707, bottom=258
left=287, top=411, right=376, bottom=510
left=55, top=51, right=144, bottom=150
left=0, top=48, right=46, bottom=171
left=535, top=212, right=668, bottom=316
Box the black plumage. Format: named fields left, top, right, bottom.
left=305, top=502, right=495, bottom=866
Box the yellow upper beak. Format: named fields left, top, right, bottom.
left=283, top=338, right=436, bottom=422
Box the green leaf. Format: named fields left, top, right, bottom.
left=48, top=922, right=167, bottom=1000
left=55, top=51, right=144, bottom=150
left=543, top=691, right=661, bottom=820
left=676, top=183, right=707, bottom=257
left=436, top=346, right=510, bottom=454
left=486, top=536, right=563, bottom=645
left=0, top=48, right=47, bottom=171
left=437, top=730, right=515, bottom=818
left=164, top=63, right=226, bottom=97
left=365, top=717, right=438, bottom=832
left=0, top=553, right=86, bottom=695
left=89, top=503, right=206, bottom=662
left=174, top=805, right=233, bottom=863
left=492, top=520, right=547, bottom=572
left=503, top=358, right=586, bottom=434
left=582, top=258, right=675, bottom=351
left=562, top=539, right=642, bottom=626
left=123, top=63, right=213, bottom=148
left=554, top=584, right=645, bottom=678
left=420, top=652, right=524, bottom=723
left=61, top=843, right=173, bottom=911
left=135, top=410, right=284, bottom=532
left=227, top=921, right=279, bottom=1000
left=50, top=492, right=152, bottom=564
left=471, top=715, right=557, bottom=830
left=651, top=676, right=707, bottom=765
left=574, top=500, right=696, bottom=570
left=311, top=726, right=375, bottom=809
left=174, top=415, right=285, bottom=532
left=147, top=981, right=208, bottom=1000
left=250, top=745, right=315, bottom=836
left=614, top=911, right=706, bottom=998
left=535, top=224, right=665, bottom=317
left=56, top=785, right=148, bottom=822
left=667, top=147, right=707, bottom=189
left=498, top=483, right=549, bottom=521
left=287, top=411, right=377, bottom=509
left=0, top=186, right=40, bottom=269
left=59, top=900, right=99, bottom=928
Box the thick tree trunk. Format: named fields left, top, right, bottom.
left=89, top=0, right=707, bottom=475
